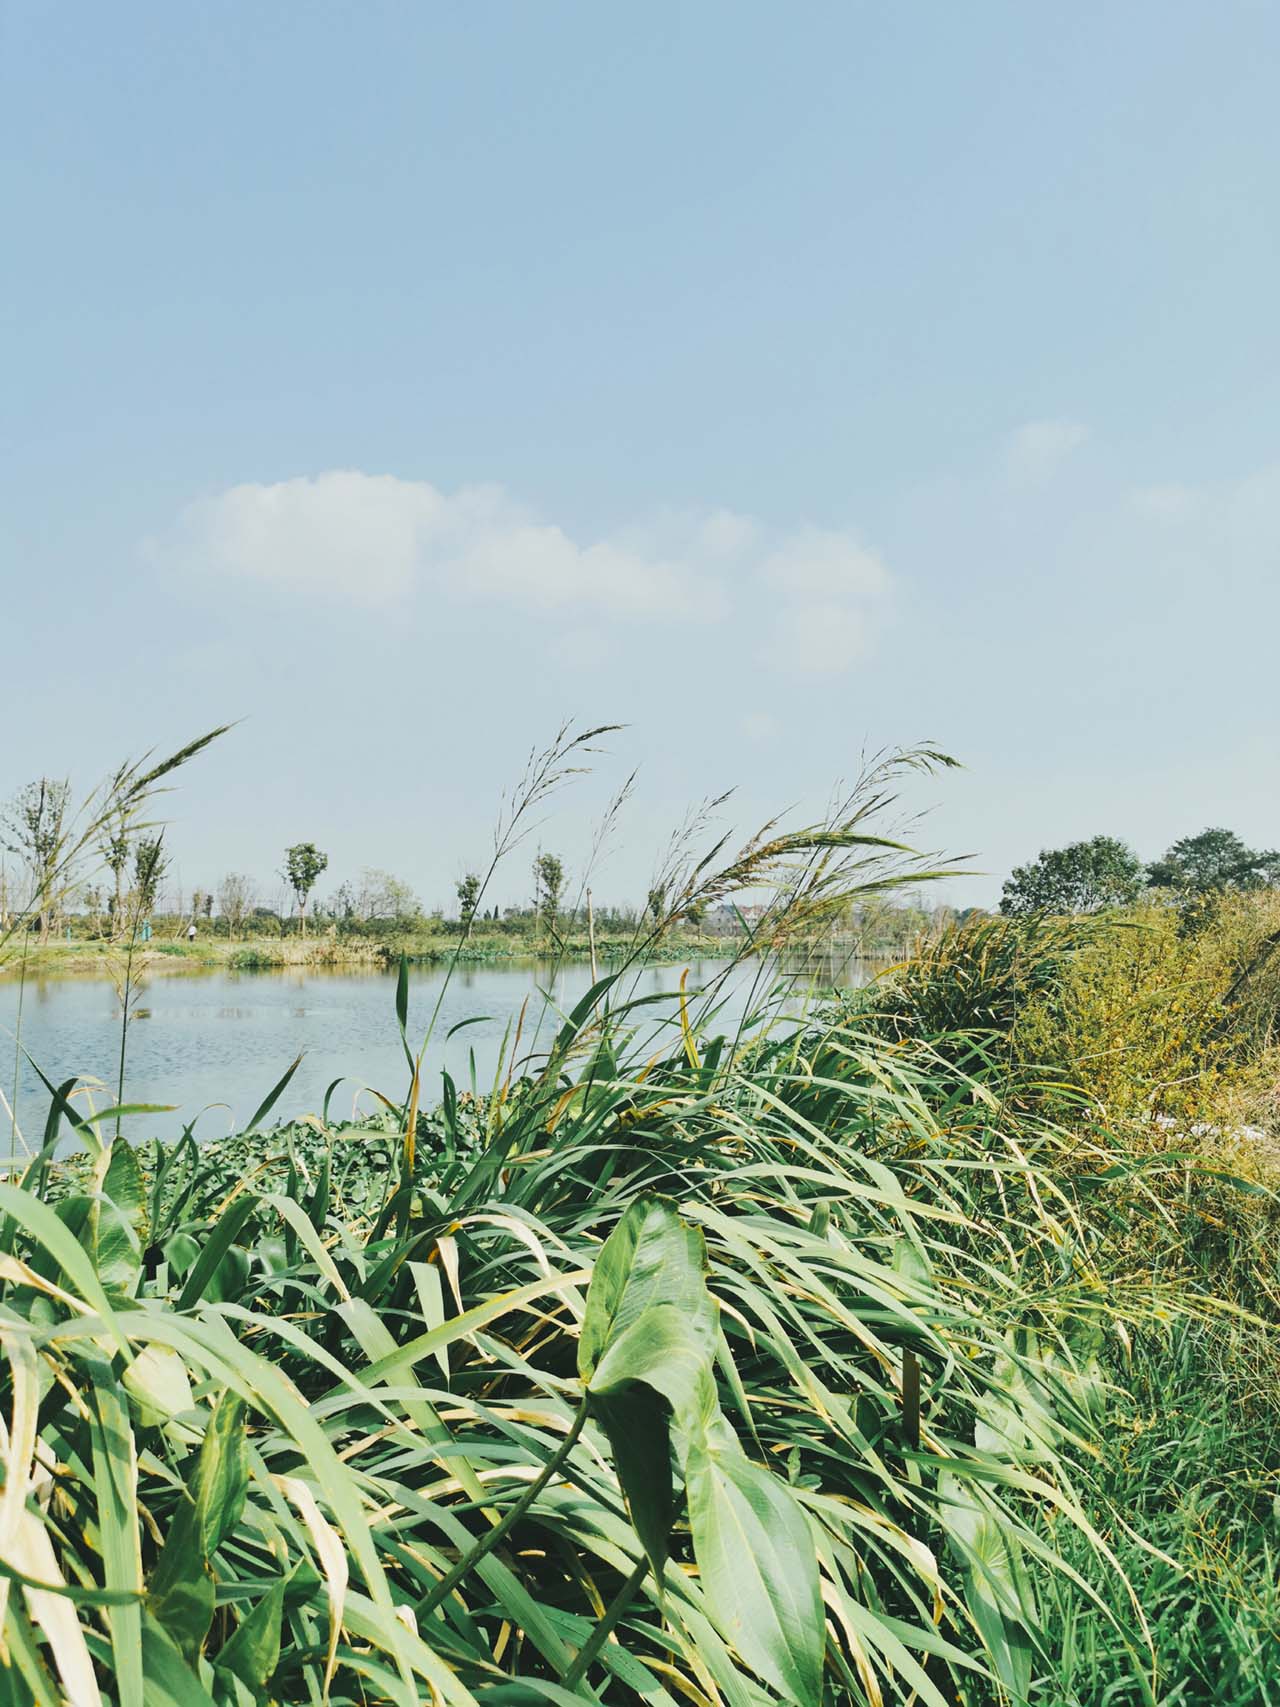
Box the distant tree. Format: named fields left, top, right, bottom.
left=456, top=872, right=481, bottom=938
left=2, top=778, right=72, bottom=943
left=646, top=886, right=666, bottom=925
left=190, top=889, right=204, bottom=921
left=100, top=808, right=131, bottom=938
left=1147, top=828, right=1280, bottom=896
left=132, top=835, right=169, bottom=918
left=533, top=852, right=565, bottom=931
left=202, top=892, right=213, bottom=920
left=1000, top=836, right=1144, bottom=916
left=355, top=868, right=419, bottom=924
left=282, top=843, right=329, bottom=937
left=217, top=872, right=256, bottom=934
left=82, top=884, right=104, bottom=936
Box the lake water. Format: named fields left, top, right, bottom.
left=0, top=955, right=865, bottom=1151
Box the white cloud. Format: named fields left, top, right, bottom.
left=1005, top=418, right=1088, bottom=484
left=758, top=527, right=890, bottom=602
left=1131, top=483, right=1202, bottom=522
left=769, top=602, right=878, bottom=674
left=754, top=528, right=892, bottom=676
left=165, top=471, right=715, bottom=618
left=157, top=471, right=895, bottom=672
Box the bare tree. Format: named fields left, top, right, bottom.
left=1, top=778, right=71, bottom=943
left=100, top=807, right=131, bottom=940
left=217, top=872, right=256, bottom=935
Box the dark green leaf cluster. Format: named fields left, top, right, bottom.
left=1147, top=827, right=1280, bottom=896
left=1000, top=835, right=1145, bottom=916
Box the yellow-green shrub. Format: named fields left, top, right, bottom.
left=1013, top=896, right=1280, bottom=1133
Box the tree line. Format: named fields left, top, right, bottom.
left=0, top=778, right=660, bottom=943
left=999, top=827, right=1280, bottom=916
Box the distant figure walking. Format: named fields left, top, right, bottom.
left=187, top=921, right=197, bottom=942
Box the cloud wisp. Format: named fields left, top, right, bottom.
left=158, top=470, right=893, bottom=673
left=1005, top=418, right=1088, bottom=485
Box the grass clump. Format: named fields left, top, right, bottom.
left=860, top=896, right=1280, bottom=1705
left=3, top=730, right=1278, bottom=1703
left=3, top=990, right=1163, bottom=1706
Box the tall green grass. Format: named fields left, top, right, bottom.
left=3, top=734, right=1276, bottom=1703
left=0, top=959, right=1180, bottom=1705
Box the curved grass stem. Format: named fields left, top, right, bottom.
left=418, top=1395, right=589, bottom=1618
left=563, top=1550, right=650, bottom=1691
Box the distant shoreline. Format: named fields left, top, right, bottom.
left=0, top=931, right=901, bottom=982
left=0, top=931, right=734, bottom=981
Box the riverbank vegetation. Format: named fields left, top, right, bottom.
left=2, top=735, right=953, bottom=976
left=0, top=925, right=739, bottom=979
left=0, top=729, right=1277, bottom=1702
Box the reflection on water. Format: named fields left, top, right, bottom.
left=0, top=954, right=875, bottom=1147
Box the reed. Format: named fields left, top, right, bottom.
left=1, top=734, right=1275, bottom=1704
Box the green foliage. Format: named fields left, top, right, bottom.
left=862, top=895, right=1280, bottom=1705
left=1001, top=835, right=1145, bottom=916
left=282, top=840, right=329, bottom=928
left=1015, top=1328, right=1280, bottom=1707
left=132, top=833, right=169, bottom=915
left=532, top=849, right=565, bottom=930
left=0, top=974, right=1153, bottom=1704
left=455, top=872, right=481, bottom=931
left=865, top=909, right=1109, bottom=1052
left=1147, top=827, right=1280, bottom=897
left=6, top=733, right=1278, bottom=1703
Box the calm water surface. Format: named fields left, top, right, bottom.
left=0, top=956, right=856, bottom=1147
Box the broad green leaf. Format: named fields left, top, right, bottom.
left=89, top=1144, right=147, bottom=1294
left=162, top=1230, right=199, bottom=1278
left=176, top=1197, right=258, bottom=1309
left=685, top=1429, right=824, bottom=1704
left=194, top=1391, right=250, bottom=1557
left=938, top=1471, right=1036, bottom=1701
left=215, top=1574, right=287, bottom=1696
left=200, top=1242, right=251, bottom=1305
left=140, top=1611, right=219, bottom=1707
left=578, top=1196, right=713, bottom=1381
left=122, top=1344, right=198, bottom=1440
left=54, top=1192, right=142, bottom=1296
left=588, top=1304, right=718, bottom=1435
left=147, top=1499, right=215, bottom=1664
left=103, top=1139, right=148, bottom=1233
left=589, top=1387, right=675, bottom=1580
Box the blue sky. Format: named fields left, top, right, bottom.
left=4, top=2, right=1278, bottom=910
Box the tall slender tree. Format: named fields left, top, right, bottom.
left=100, top=808, right=131, bottom=939
left=532, top=851, right=565, bottom=934
left=1, top=778, right=71, bottom=943
left=283, top=843, right=329, bottom=938
left=456, top=872, right=481, bottom=939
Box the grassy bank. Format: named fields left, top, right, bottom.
left=3, top=802, right=1278, bottom=1698
left=0, top=927, right=737, bottom=978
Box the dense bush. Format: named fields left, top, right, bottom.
left=0, top=969, right=1193, bottom=1706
